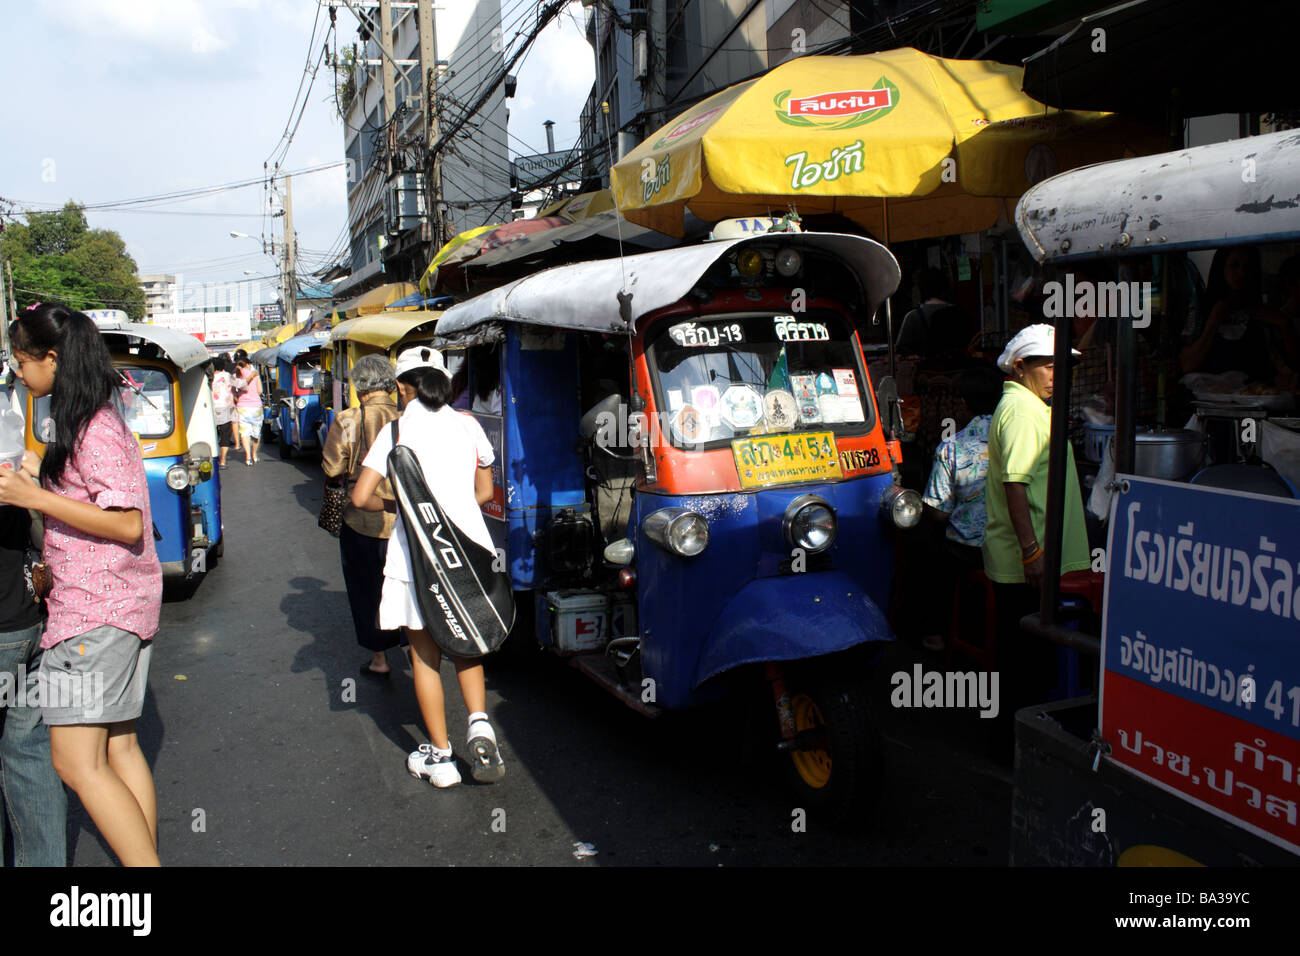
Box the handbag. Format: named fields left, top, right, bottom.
left=318, top=406, right=368, bottom=537
left=386, top=421, right=514, bottom=658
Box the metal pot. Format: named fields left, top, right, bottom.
left=1133, top=427, right=1207, bottom=480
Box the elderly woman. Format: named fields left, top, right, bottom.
left=982, top=323, right=1090, bottom=761
left=321, top=354, right=403, bottom=677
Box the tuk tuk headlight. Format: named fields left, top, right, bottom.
left=784, top=494, right=837, bottom=553
left=295, top=396, right=308, bottom=409
left=165, top=463, right=190, bottom=491
left=643, top=508, right=709, bottom=557
left=880, top=484, right=923, bottom=529
left=775, top=248, right=802, bottom=277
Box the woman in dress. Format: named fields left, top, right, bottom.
left=350, top=347, right=501, bottom=788
left=0, top=304, right=162, bottom=866
left=320, top=354, right=402, bottom=677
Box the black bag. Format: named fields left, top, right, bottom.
left=386, top=421, right=513, bottom=658
left=317, top=482, right=347, bottom=537
left=318, top=406, right=368, bottom=537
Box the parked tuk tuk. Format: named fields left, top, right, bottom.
left=326, top=309, right=443, bottom=422
left=1010, top=129, right=1300, bottom=864
left=22, top=323, right=223, bottom=581
left=431, top=231, right=917, bottom=814
left=272, top=331, right=331, bottom=459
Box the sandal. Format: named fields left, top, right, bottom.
left=359, top=662, right=391, bottom=679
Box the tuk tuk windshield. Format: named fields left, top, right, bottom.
left=296, top=363, right=320, bottom=390
left=117, top=366, right=174, bottom=438
left=646, top=310, right=873, bottom=447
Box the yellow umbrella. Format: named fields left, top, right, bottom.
left=418, top=224, right=501, bottom=295
left=611, top=48, right=1162, bottom=240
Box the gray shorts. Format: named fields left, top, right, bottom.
left=38, top=626, right=153, bottom=725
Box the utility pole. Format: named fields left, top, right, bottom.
left=282, top=175, right=298, bottom=331
left=417, top=0, right=444, bottom=249
left=4, top=259, right=15, bottom=323
left=646, top=0, right=668, bottom=134
left=379, top=0, right=398, bottom=178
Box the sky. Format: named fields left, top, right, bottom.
left=0, top=0, right=595, bottom=312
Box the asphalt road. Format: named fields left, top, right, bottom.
left=66, top=445, right=1014, bottom=867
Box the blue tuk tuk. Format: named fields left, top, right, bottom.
left=432, top=231, right=918, bottom=814
left=273, top=331, right=331, bottom=458
left=23, top=323, right=223, bottom=580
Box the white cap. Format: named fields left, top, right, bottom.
left=394, top=345, right=446, bottom=378
left=997, top=323, right=1081, bottom=373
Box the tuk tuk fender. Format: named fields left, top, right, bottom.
left=692, top=571, right=893, bottom=691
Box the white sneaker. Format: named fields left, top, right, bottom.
left=407, top=743, right=461, bottom=788
left=466, top=714, right=504, bottom=783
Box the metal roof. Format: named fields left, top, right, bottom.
left=434, top=232, right=900, bottom=337
left=100, top=323, right=210, bottom=372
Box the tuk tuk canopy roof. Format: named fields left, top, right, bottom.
left=277, top=331, right=332, bottom=364
left=1016, top=129, right=1300, bottom=264
left=433, top=232, right=900, bottom=338
left=101, top=324, right=211, bottom=372
left=329, top=310, right=442, bottom=349
left=250, top=346, right=280, bottom=366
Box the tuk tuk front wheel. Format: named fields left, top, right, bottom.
left=780, top=671, right=883, bottom=824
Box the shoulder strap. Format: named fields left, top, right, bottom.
left=390, top=419, right=399, bottom=446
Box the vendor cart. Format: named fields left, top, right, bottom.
left=1011, top=129, right=1300, bottom=865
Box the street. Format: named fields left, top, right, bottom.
left=64, top=450, right=1014, bottom=867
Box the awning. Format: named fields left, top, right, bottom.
left=277, top=330, right=333, bottom=364
left=1022, top=0, right=1297, bottom=114
left=332, top=281, right=420, bottom=319
left=1015, top=129, right=1300, bottom=263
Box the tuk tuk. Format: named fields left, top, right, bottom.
left=326, top=309, right=443, bottom=420
left=23, top=323, right=223, bottom=581
left=273, top=331, right=331, bottom=459
left=432, top=231, right=918, bottom=814
left=1010, top=129, right=1300, bottom=864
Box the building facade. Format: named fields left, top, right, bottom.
left=335, top=0, right=509, bottom=296
left=139, top=273, right=178, bottom=321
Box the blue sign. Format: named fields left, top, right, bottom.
left=1101, top=476, right=1300, bottom=852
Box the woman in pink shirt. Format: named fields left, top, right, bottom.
left=0, top=304, right=162, bottom=867
left=232, top=349, right=263, bottom=465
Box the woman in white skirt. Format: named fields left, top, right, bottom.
left=350, top=346, right=502, bottom=788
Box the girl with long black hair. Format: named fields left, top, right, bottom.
left=0, top=304, right=162, bottom=866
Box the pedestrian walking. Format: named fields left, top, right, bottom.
left=211, top=354, right=236, bottom=469
left=232, top=350, right=262, bottom=466
left=0, top=304, right=162, bottom=866
left=320, top=354, right=402, bottom=678
left=0, top=497, right=66, bottom=866
left=350, top=347, right=502, bottom=788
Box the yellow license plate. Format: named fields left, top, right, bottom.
left=731, top=432, right=843, bottom=489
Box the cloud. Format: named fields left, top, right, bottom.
left=38, top=0, right=232, bottom=53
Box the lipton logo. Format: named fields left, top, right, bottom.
left=775, top=76, right=900, bottom=130
left=652, top=105, right=726, bottom=149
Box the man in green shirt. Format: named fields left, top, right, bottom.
left=982, top=323, right=1089, bottom=762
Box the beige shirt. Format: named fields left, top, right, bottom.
left=321, top=393, right=400, bottom=538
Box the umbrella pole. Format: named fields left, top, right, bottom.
left=882, top=198, right=898, bottom=431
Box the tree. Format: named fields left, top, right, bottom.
left=0, top=201, right=147, bottom=319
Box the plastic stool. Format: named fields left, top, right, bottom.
left=947, top=567, right=997, bottom=671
